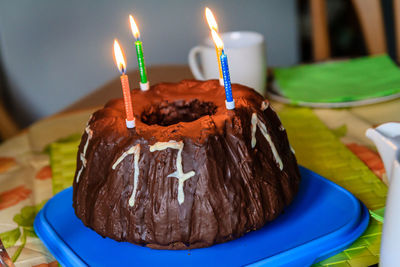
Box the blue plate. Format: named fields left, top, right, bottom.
left=34, top=166, right=369, bottom=267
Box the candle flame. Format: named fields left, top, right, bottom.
left=211, top=29, right=224, bottom=50
left=205, top=7, right=218, bottom=32
left=129, top=15, right=140, bottom=40
left=113, top=39, right=126, bottom=74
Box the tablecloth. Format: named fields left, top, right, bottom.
left=0, top=97, right=399, bottom=266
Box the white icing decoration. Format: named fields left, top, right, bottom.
left=251, top=113, right=283, bottom=170
left=82, top=126, right=93, bottom=157
left=261, top=101, right=269, bottom=111
left=112, top=145, right=136, bottom=169
left=112, top=144, right=141, bottom=207
left=80, top=153, right=87, bottom=167
left=76, top=166, right=84, bottom=183
left=149, top=140, right=195, bottom=205
left=76, top=126, right=93, bottom=183
left=251, top=113, right=258, bottom=148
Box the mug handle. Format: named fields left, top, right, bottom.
left=188, top=46, right=206, bottom=80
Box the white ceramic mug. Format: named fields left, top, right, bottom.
left=188, top=31, right=267, bottom=95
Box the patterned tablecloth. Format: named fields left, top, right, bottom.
left=0, top=97, right=399, bottom=267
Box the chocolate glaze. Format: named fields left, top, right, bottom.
left=72, top=79, right=301, bottom=249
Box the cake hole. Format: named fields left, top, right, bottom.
left=141, top=99, right=217, bottom=126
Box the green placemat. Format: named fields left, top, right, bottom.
left=370, top=208, right=385, bottom=223
left=49, top=134, right=80, bottom=194
left=274, top=55, right=400, bottom=103
left=279, top=107, right=387, bottom=266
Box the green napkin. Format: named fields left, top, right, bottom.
left=274, top=55, right=400, bottom=103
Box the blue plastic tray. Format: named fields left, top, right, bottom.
left=34, top=166, right=369, bottom=267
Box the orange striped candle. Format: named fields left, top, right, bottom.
left=113, top=39, right=135, bottom=128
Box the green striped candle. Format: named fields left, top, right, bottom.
left=135, top=40, right=147, bottom=84
left=130, top=15, right=149, bottom=91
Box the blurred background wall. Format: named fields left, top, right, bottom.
left=0, top=0, right=299, bottom=127
left=298, top=0, right=397, bottom=62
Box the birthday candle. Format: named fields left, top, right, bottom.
left=113, top=39, right=135, bottom=128
left=205, top=7, right=224, bottom=86
left=211, top=30, right=235, bottom=110
left=220, top=50, right=233, bottom=103
left=129, top=15, right=149, bottom=91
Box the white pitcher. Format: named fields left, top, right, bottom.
left=366, top=122, right=400, bottom=267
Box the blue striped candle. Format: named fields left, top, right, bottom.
left=211, top=29, right=235, bottom=109
left=220, top=49, right=235, bottom=109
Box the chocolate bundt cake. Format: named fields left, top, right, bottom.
left=72, top=79, right=301, bottom=249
